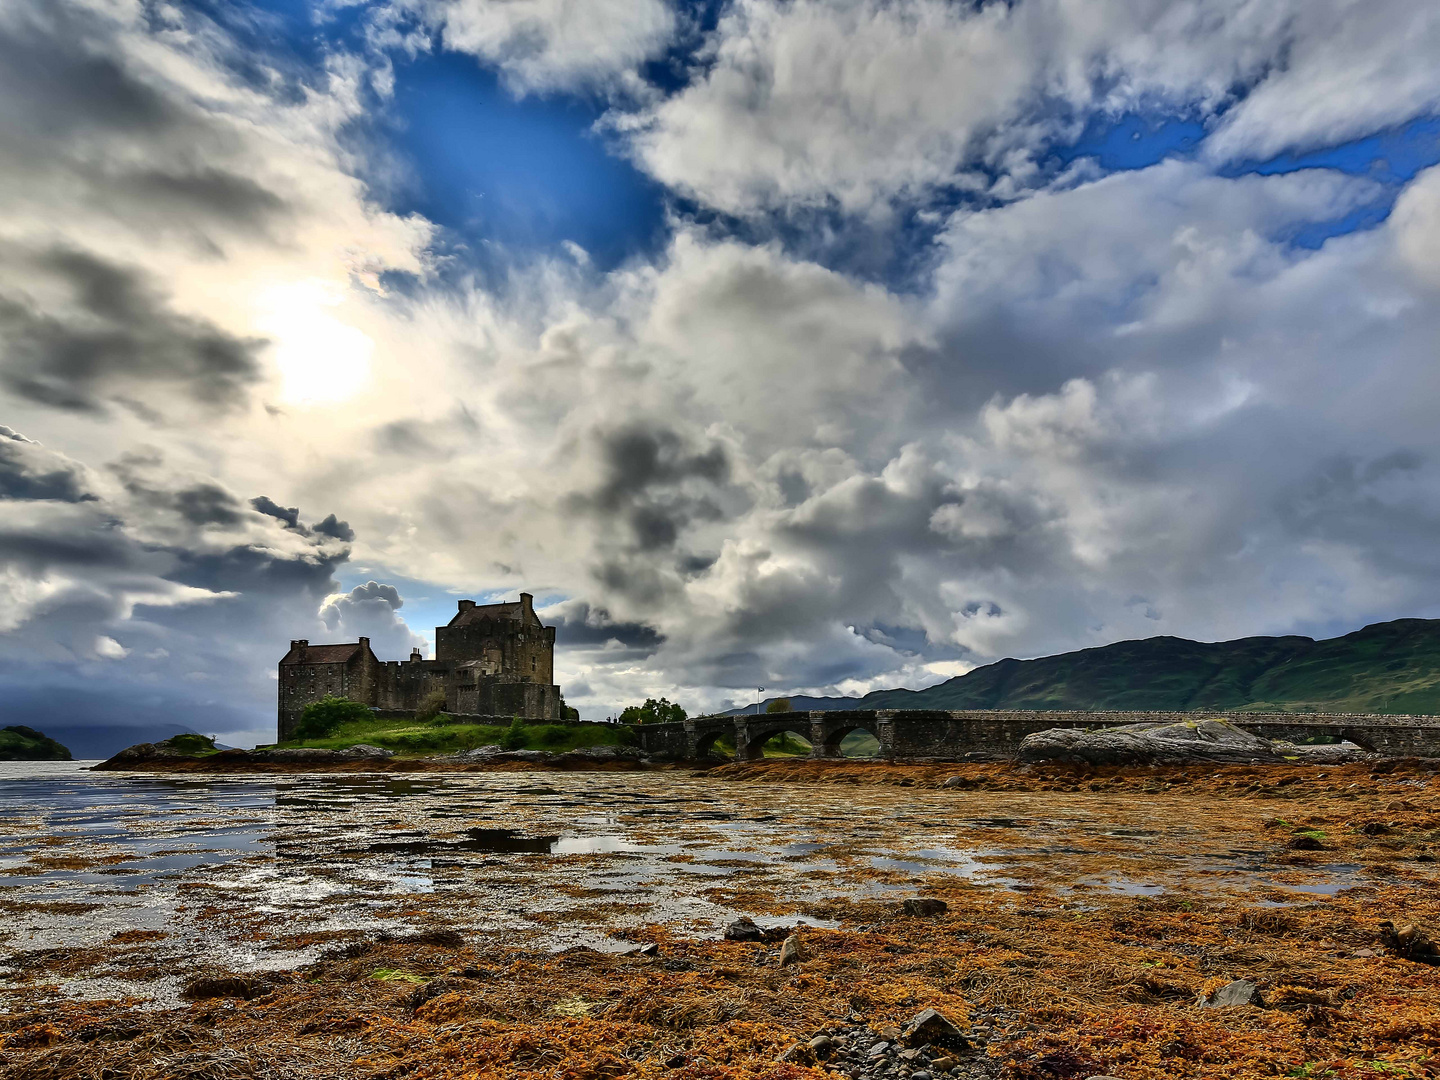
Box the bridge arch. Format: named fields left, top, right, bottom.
left=741, top=721, right=814, bottom=760
left=821, top=722, right=881, bottom=758
left=694, top=728, right=735, bottom=760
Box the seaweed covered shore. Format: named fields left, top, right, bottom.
left=2, top=762, right=1438, bottom=1079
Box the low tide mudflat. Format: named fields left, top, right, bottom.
left=0, top=759, right=1437, bottom=1079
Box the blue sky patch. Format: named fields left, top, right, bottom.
left=382, top=51, right=668, bottom=272
left=1056, top=112, right=1208, bottom=171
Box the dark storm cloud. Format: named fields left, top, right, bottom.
left=250, top=496, right=302, bottom=530
left=571, top=423, right=736, bottom=576
left=0, top=245, right=265, bottom=413
left=0, top=2, right=294, bottom=236
left=0, top=426, right=96, bottom=503
left=313, top=514, right=357, bottom=541
left=591, top=423, right=729, bottom=510
left=546, top=600, right=664, bottom=652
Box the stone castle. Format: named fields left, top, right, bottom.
left=277, top=592, right=563, bottom=740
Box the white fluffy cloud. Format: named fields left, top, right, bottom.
left=377, top=0, right=676, bottom=94
left=624, top=0, right=1440, bottom=215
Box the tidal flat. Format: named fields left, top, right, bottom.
left=0, top=759, right=1437, bottom=1079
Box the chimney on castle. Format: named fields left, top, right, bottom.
left=291, top=639, right=308, bottom=659
left=520, top=592, right=533, bottom=618
left=410, top=647, right=423, bottom=662
left=458, top=599, right=476, bottom=612
left=358, top=636, right=370, bottom=651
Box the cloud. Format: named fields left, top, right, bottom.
left=379, top=0, right=677, bottom=95
left=0, top=425, right=411, bottom=750
left=320, top=579, right=425, bottom=657
left=623, top=0, right=1440, bottom=216
left=250, top=496, right=302, bottom=531
left=0, top=426, right=97, bottom=502
left=0, top=244, right=265, bottom=413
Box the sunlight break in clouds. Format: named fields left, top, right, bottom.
left=259, top=281, right=376, bottom=405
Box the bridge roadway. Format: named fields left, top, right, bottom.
left=630, top=708, right=1440, bottom=760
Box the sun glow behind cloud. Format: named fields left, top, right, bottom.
left=259, top=281, right=375, bottom=406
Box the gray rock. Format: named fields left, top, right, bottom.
left=1019, top=719, right=1289, bottom=766
left=868, top=1041, right=891, bottom=1056
left=560, top=744, right=644, bottom=762
left=637, top=942, right=659, bottom=956
left=724, top=916, right=764, bottom=942
left=1278, top=740, right=1371, bottom=764
left=249, top=744, right=393, bottom=763
left=808, top=1035, right=834, bottom=1054
left=778, top=934, right=804, bottom=966
left=903, top=1007, right=967, bottom=1047
left=345, top=744, right=394, bottom=758
left=451, top=745, right=503, bottom=760
left=1199, top=978, right=1263, bottom=1007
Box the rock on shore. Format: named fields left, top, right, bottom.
left=1018, top=718, right=1366, bottom=766
left=93, top=738, right=656, bottom=771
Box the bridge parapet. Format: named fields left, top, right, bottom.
left=626, top=708, right=1440, bottom=761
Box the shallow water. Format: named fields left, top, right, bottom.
left=0, top=762, right=1384, bottom=1002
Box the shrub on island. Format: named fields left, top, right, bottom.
left=295, top=696, right=373, bottom=739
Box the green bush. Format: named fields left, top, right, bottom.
left=415, top=689, right=448, bottom=723
left=500, top=717, right=528, bottom=750
left=164, top=733, right=217, bottom=755
left=618, top=697, right=687, bottom=724
left=295, top=696, right=372, bottom=739
left=539, top=724, right=570, bottom=746
left=765, top=698, right=792, bottom=714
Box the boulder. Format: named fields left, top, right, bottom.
left=452, top=745, right=504, bottom=760
left=561, top=745, right=643, bottom=762
left=778, top=934, right=804, bottom=967
left=724, top=916, right=765, bottom=942
left=1379, top=920, right=1440, bottom=965
left=249, top=745, right=393, bottom=764
left=902, top=1007, right=968, bottom=1048
left=1019, top=719, right=1288, bottom=766
left=1198, top=979, right=1263, bottom=1008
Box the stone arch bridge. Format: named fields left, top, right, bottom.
left=629, top=709, right=1440, bottom=761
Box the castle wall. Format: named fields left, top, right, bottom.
left=453, top=679, right=561, bottom=720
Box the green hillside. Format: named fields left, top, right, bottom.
left=0, top=725, right=73, bottom=761
left=777, top=619, right=1440, bottom=716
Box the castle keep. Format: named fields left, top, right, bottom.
left=277, top=592, right=562, bottom=739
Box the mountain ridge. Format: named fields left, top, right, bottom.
left=724, top=618, right=1440, bottom=717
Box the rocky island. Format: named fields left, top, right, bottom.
left=0, top=725, right=71, bottom=761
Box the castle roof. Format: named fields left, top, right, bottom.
left=280, top=642, right=365, bottom=665
left=447, top=600, right=525, bottom=627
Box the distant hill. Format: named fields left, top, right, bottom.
left=0, top=725, right=73, bottom=761
left=729, top=619, right=1440, bottom=717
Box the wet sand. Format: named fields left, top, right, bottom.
left=1, top=759, right=1437, bottom=1078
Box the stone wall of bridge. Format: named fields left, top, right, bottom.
left=629, top=709, right=1440, bottom=761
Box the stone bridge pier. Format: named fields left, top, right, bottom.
left=628, top=708, right=1440, bottom=761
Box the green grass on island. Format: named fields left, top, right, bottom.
left=276, top=715, right=638, bottom=757
left=0, top=725, right=73, bottom=761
